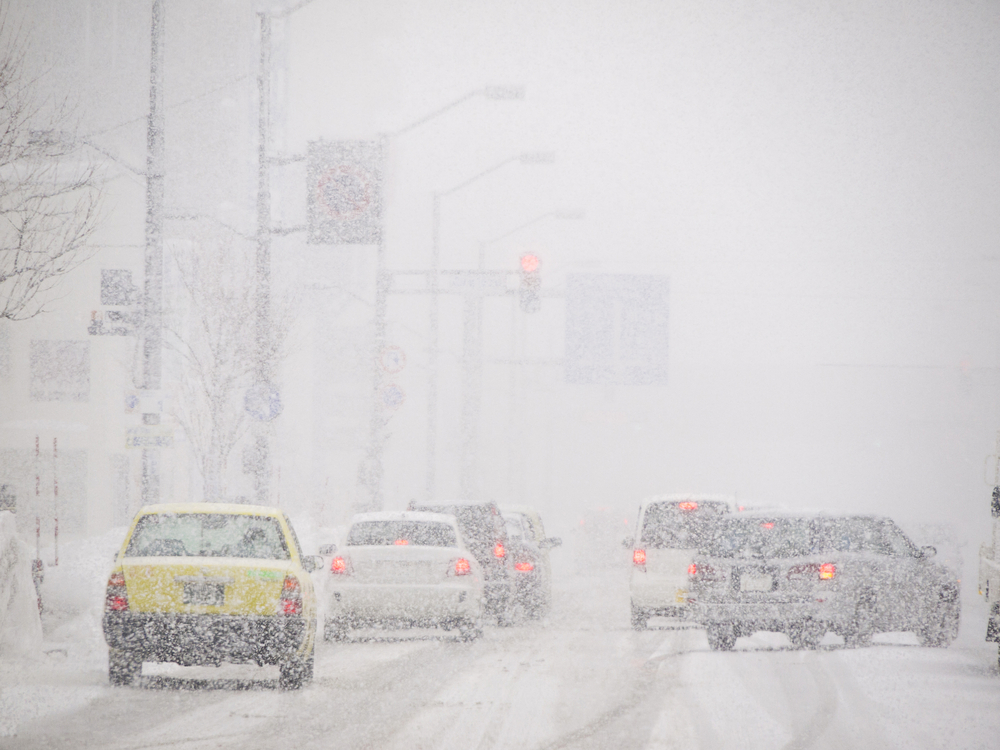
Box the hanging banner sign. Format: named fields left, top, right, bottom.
left=307, top=139, right=383, bottom=245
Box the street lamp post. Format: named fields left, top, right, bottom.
left=426, top=152, right=555, bottom=501
left=362, top=87, right=525, bottom=511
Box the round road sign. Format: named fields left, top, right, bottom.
left=379, top=346, right=406, bottom=375
left=245, top=382, right=283, bottom=422
left=380, top=383, right=405, bottom=410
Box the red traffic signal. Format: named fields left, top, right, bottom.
left=518, top=254, right=541, bottom=313
left=520, top=253, right=540, bottom=274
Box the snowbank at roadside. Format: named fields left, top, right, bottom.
left=0, top=511, right=43, bottom=661
left=36, top=528, right=128, bottom=660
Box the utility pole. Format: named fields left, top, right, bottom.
left=141, top=0, right=165, bottom=504
left=251, top=10, right=273, bottom=505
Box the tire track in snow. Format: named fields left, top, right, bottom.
left=537, top=626, right=695, bottom=750
left=778, top=653, right=839, bottom=750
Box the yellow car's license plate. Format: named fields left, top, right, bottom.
left=182, top=582, right=225, bottom=606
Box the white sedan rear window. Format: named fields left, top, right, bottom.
left=347, top=521, right=457, bottom=548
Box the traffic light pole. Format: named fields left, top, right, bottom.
left=459, top=292, right=484, bottom=498
left=424, top=153, right=553, bottom=500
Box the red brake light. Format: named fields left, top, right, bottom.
left=678, top=502, right=698, bottom=511
left=760, top=522, right=775, bottom=530
left=819, top=563, right=836, bottom=580
left=633, top=548, right=646, bottom=566
left=515, top=561, right=534, bottom=572
left=493, top=542, right=506, bottom=559
left=331, top=556, right=348, bottom=574
left=280, top=575, right=302, bottom=615
left=105, top=572, right=129, bottom=612
left=454, top=558, right=472, bottom=576
left=394, top=539, right=409, bottom=546
left=689, top=562, right=721, bottom=582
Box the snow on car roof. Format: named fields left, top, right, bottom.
left=411, top=498, right=498, bottom=508
left=349, top=511, right=460, bottom=527
left=135, top=502, right=284, bottom=517
left=639, top=494, right=735, bottom=507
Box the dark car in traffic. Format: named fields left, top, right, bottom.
left=500, top=506, right=562, bottom=619
left=688, top=513, right=960, bottom=651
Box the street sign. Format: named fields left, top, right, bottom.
left=307, top=140, right=383, bottom=245
left=565, top=274, right=670, bottom=385
left=379, top=346, right=406, bottom=375
left=245, top=382, right=283, bottom=422
left=380, top=383, right=405, bottom=410
left=126, top=426, right=174, bottom=449
left=125, top=390, right=164, bottom=414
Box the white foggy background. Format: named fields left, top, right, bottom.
left=4, top=0, right=999, bottom=550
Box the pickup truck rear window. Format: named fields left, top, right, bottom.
left=702, top=518, right=817, bottom=558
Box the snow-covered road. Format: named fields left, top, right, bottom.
left=3, top=569, right=998, bottom=749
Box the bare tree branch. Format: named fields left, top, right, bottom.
left=164, top=233, right=292, bottom=501
left=0, top=12, right=103, bottom=321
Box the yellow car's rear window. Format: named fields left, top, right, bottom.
left=125, top=513, right=290, bottom=560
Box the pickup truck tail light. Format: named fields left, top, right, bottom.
left=787, top=563, right=837, bottom=582
left=688, top=562, right=723, bottom=583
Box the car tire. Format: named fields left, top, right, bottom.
left=324, top=617, right=349, bottom=642
left=108, top=648, right=141, bottom=687
left=497, top=605, right=516, bottom=627
left=630, top=603, right=649, bottom=631
left=789, top=620, right=824, bottom=650
left=279, top=640, right=315, bottom=690
left=918, top=600, right=960, bottom=648
left=845, top=599, right=875, bottom=648
left=458, top=617, right=483, bottom=642
left=707, top=623, right=736, bottom=651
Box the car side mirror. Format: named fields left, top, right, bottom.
left=301, top=555, right=323, bottom=573
left=622, top=536, right=634, bottom=549
left=318, top=543, right=337, bottom=556
left=539, top=537, right=562, bottom=550
left=919, top=545, right=937, bottom=559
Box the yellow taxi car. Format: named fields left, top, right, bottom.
left=102, top=503, right=321, bottom=689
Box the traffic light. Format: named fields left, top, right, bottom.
left=519, top=253, right=541, bottom=313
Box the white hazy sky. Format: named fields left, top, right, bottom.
left=272, top=0, right=1000, bottom=537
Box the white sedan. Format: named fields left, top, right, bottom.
left=323, top=512, right=485, bottom=641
